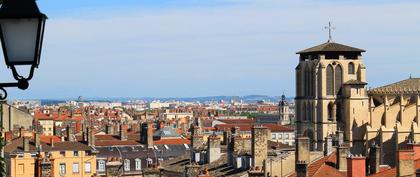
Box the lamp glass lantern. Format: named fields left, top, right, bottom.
left=0, top=0, right=47, bottom=69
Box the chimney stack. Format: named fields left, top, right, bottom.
left=336, top=144, right=349, bottom=172
left=336, top=129, right=344, bottom=146
left=88, top=127, right=96, bottom=146
left=106, top=121, right=114, bottom=135
left=207, top=134, right=221, bottom=163
left=296, top=161, right=308, bottom=177
left=141, top=122, right=154, bottom=148
left=397, top=149, right=415, bottom=177
left=368, top=143, right=381, bottom=174
left=35, top=133, right=40, bottom=148
left=347, top=154, right=366, bottom=177
left=66, top=125, right=74, bottom=142
left=295, top=136, right=310, bottom=165
left=23, top=135, right=30, bottom=152
left=120, top=123, right=128, bottom=141
left=251, top=125, right=268, bottom=168
left=50, top=137, right=54, bottom=148
left=147, top=122, right=154, bottom=148
left=324, top=135, right=333, bottom=156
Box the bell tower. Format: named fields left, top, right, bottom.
left=295, top=39, right=368, bottom=151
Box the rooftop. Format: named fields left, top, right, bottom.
left=369, top=78, right=420, bottom=93
left=296, top=42, right=365, bottom=54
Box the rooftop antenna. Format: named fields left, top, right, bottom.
left=324, top=21, right=335, bottom=42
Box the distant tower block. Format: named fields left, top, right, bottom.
left=251, top=125, right=268, bottom=167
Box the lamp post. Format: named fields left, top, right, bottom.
left=0, top=0, right=46, bottom=175
left=0, top=0, right=47, bottom=100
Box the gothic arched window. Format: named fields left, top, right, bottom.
left=335, top=65, right=343, bottom=95
left=326, top=65, right=334, bottom=95
left=348, top=62, right=355, bottom=74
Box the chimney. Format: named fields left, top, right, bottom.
left=368, top=143, right=381, bottom=174
left=120, top=123, right=128, bottom=141
left=232, top=126, right=240, bottom=136
left=66, top=125, right=74, bottom=142
left=50, top=137, right=54, bottom=148
left=147, top=122, right=154, bottom=148
left=106, top=122, right=114, bottom=135
left=336, top=144, right=348, bottom=172
left=347, top=154, right=366, bottom=177
left=88, top=127, right=96, bottom=146
left=198, top=168, right=211, bottom=177
left=324, top=135, right=333, bottom=156
left=23, top=135, right=30, bottom=152
left=207, top=134, right=221, bottom=163
left=251, top=125, right=268, bottom=167
left=408, top=142, right=420, bottom=160
left=397, top=149, right=415, bottom=177
left=295, top=161, right=308, bottom=177
left=295, top=136, right=310, bottom=166
left=35, top=133, right=40, bottom=148
left=222, top=131, right=231, bottom=145
left=336, top=129, right=344, bottom=146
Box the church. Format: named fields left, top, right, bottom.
left=294, top=37, right=420, bottom=166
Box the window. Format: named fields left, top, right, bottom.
left=124, top=159, right=130, bottom=171
left=328, top=103, right=334, bottom=121
left=278, top=134, right=282, bottom=139
left=98, top=160, right=105, bottom=172
left=147, top=158, right=153, bottom=167
left=59, top=163, right=66, bottom=175
left=285, top=134, right=289, bottom=139
left=135, top=159, right=142, bottom=170
left=85, top=162, right=91, bottom=173
left=73, top=151, right=79, bottom=157
left=72, top=163, right=79, bottom=173
left=17, top=163, right=24, bottom=175
left=60, top=151, right=65, bottom=157
left=335, top=65, right=343, bottom=95
left=326, top=65, right=334, bottom=95
left=348, top=62, right=355, bottom=74
left=271, top=134, right=276, bottom=139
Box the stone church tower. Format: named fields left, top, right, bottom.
left=295, top=41, right=369, bottom=151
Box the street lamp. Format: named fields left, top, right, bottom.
left=0, top=0, right=47, bottom=99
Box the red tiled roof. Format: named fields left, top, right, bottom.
left=289, top=151, right=345, bottom=177
left=95, top=140, right=139, bottom=147
left=40, top=136, right=61, bottom=143
left=218, top=119, right=255, bottom=124
left=215, top=123, right=294, bottom=132
left=154, top=139, right=190, bottom=145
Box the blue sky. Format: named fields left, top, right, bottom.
left=2, top=0, right=420, bottom=99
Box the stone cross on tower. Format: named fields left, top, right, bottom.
left=325, top=21, right=335, bottom=42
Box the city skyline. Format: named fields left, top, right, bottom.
left=2, top=0, right=420, bottom=99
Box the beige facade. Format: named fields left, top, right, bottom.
left=295, top=41, right=420, bottom=166
left=295, top=42, right=368, bottom=151
left=9, top=150, right=96, bottom=177
left=1, top=103, right=34, bottom=132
